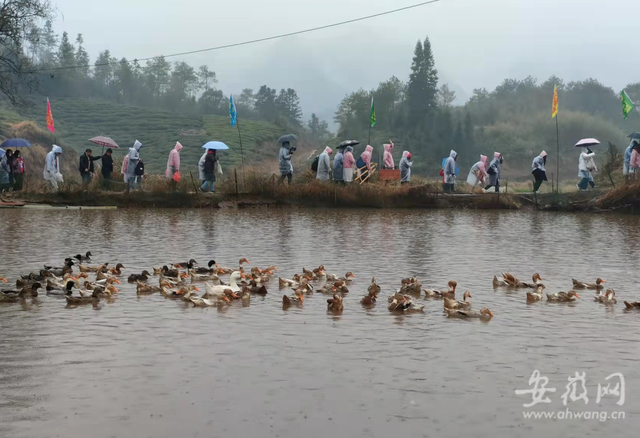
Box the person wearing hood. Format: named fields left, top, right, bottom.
left=43, top=145, right=63, bottom=192
left=0, top=149, right=10, bottom=192
left=201, top=150, right=218, bottom=192
left=357, top=145, right=373, bottom=181
left=624, top=140, right=636, bottom=179
left=630, top=143, right=640, bottom=177
left=79, top=148, right=102, bottom=190
left=382, top=142, right=395, bottom=169
left=466, top=155, right=488, bottom=189
left=343, top=146, right=356, bottom=183
left=101, top=148, right=114, bottom=191
left=316, top=147, right=333, bottom=181
left=484, top=152, right=503, bottom=193
left=166, top=141, right=183, bottom=190
left=333, top=146, right=346, bottom=183
left=532, top=151, right=548, bottom=193
left=577, top=147, right=597, bottom=191
left=125, top=140, right=142, bottom=190
left=400, top=151, right=413, bottom=184
left=198, top=150, right=208, bottom=184
left=279, top=141, right=293, bottom=184
left=443, top=150, right=458, bottom=193
left=11, top=150, right=24, bottom=192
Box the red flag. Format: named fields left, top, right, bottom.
left=46, top=98, right=55, bottom=133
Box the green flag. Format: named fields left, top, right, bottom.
left=622, top=90, right=635, bottom=120
left=370, top=96, right=376, bottom=128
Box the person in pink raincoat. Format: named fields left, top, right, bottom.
left=383, top=141, right=395, bottom=169
left=356, top=145, right=374, bottom=181
left=343, top=146, right=356, bottom=183
left=466, top=155, right=488, bottom=188
left=166, top=142, right=183, bottom=190
left=630, top=143, right=640, bottom=177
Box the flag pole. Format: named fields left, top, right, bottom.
left=236, top=118, right=245, bottom=181
left=555, top=114, right=560, bottom=194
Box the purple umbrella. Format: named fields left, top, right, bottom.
left=574, top=138, right=600, bottom=148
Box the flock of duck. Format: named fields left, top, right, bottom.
left=2, top=252, right=640, bottom=317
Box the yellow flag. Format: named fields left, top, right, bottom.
left=551, top=85, right=558, bottom=118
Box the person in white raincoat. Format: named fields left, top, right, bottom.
left=43, top=145, right=63, bottom=191
left=198, top=151, right=207, bottom=183
left=577, top=147, right=597, bottom=191
left=443, top=150, right=458, bottom=193
left=125, top=140, right=142, bottom=189
left=316, top=147, right=332, bottom=181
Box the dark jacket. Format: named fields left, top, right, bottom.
left=101, top=154, right=114, bottom=176
left=204, top=153, right=218, bottom=177
left=79, top=153, right=101, bottom=176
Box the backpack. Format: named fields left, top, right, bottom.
left=311, top=155, right=319, bottom=172
left=134, top=160, right=145, bottom=176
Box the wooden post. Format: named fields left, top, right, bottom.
left=189, top=171, right=201, bottom=208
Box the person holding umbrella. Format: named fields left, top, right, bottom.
left=333, top=144, right=347, bottom=183
left=101, top=148, right=114, bottom=191
left=201, top=150, right=218, bottom=193
left=576, top=139, right=599, bottom=191
left=531, top=151, right=548, bottom=193
left=11, top=150, right=24, bottom=191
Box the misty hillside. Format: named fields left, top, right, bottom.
left=4, top=98, right=292, bottom=174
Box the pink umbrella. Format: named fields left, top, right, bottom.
left=89, top=136, right=119, bottom=149
left=574, top=138, right=600, bottom=148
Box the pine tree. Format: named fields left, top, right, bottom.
left=75, top=34, right=90, bottom=78
left=406, top=36, right=438, bottom=126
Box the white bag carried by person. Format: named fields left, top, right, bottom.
left=216, top=161, right=223, bottom=175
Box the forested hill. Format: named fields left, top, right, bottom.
left=0, top=98, right=295, bottom=174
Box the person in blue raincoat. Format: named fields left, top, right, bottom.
left=333, top=145, right=346, bottom=183
left=443, top=150, right=457, bottom=193
left=279, top=142, right=293, bottom=184
left=125, top=140, right=142, bottom=189
left=484, top=152, right=503, bottom=193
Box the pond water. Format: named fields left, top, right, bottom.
left=1, top=208, right=639, bottom=438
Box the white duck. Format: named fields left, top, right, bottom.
left=594, top=289, right=617, bottom=304
left=203, top=271, right=244, bottom=297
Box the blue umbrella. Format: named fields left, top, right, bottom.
left=202, top=141, right=230, bottom=150
left=0, top=138, right=31, bottom=148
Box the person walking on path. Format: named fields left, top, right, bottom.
left=279, top=141, right=293, bottom=184
left=357, top=145, right=373, bottom=181
left=79, top=148, right=102, bottom=190
left=484, top=152, right=503, bottom=193
left=0, top=149, right=10, bottom=192
left=630, top=143, right=640, bottom=178
left=43, top=145, right=63, bottom=192
left=466, top=155, right=488, bottom=190
left=101, top=148, right=114, bottom=191
left=382, top=142, right=395, bottom=169
left=400, top=151, right=413, bottom=184
left=532, top=151, right=548, bottom=193
left=333, top=145, right=346, bottom=183
left=577, top=147, right=597, bottom=191
left=5, top=149, right=13, bottom=188
left=443, top=150, right=458, bottom=193
left=624, top=140, right=635, bottom=180
left=166, top=142, right=183, bottom=190
left=11, top=150, right=24, bottom=192
left=201, top=150, right=218, bottom=192
left=343, top=146, right=355, bottom=183
left=125, top=140, right=142, bottom=190
left=316, top=147, right=332, bottom=181
left=198, top=150, right=207, bottom=185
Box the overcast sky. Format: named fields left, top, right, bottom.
left=49, top=0, right=638, bottom=123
